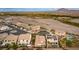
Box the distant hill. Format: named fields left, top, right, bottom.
left=51, top=8, right=79, bottom=17
left=0, top=8, right=79, bottom=18
left=57, top=8, right=79, bottom=14
left=57, top=8, right=69, bottom=12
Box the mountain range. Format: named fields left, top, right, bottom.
left=0, top=8, right=79, bottom=17
left=51, top=8, right=79, bottom=17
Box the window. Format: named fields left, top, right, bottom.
left=53, top=42, right=57, bottom=44
left=55, top=42, right=57, bottom=44
left=54, top=39, right=57, bottom=40
left=5, top=40, right=7, bottom=42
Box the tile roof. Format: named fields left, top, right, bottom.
left=18, top=33, right=31, bottom=40
left=35, top=35, right=45, bottom=46
left=5, top=34, right=18, bottom=41
left=0, top=33, right=8, bottom=39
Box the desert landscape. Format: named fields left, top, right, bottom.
left=0, top=8, right=79, bottom=50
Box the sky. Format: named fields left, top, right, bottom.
left=0, top=8, right=79, bottom=12
left=0, top=8, right=57, bottom=12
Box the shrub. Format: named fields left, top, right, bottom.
left=11, top=43, right=18, bottom=50
left=66, top=40, right=72, bottom=47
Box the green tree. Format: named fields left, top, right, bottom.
left=66, top=40, right=72, bottom=47
left=5, top=43, right=11, bottom=50
left=11, top=43, right=18, bottom=50
left=59, top=38, right=66, bottom=49
left=31, top=34, right=36, bottom=45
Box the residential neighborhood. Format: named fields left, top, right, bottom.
left=0, top=8, right=79, bottom=50
left=0, top=17, right=79, bottom=50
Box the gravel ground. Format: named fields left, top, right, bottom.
left=4, top=16, right=79, bottom=35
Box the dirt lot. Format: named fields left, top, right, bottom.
left=4, top=16, right=79, bottom=35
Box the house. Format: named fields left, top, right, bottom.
left=37, top=30, right=50, bottom=36
left=35, top=35, right=46, bottom=47
left=15, top=22, right=30, bottom=32
left=0, top=25, right=11, bottom=31
left=0, top=33, right=8, bottom=39
left=5, top=18, right=13, bottom=24
left=30, top=25, right=40, bottom=33
left=37, top=30, right=59, bottom=48
left=0, top=19, right=3, bottom=22
left=46, top=34, right=59, bottom=48
left=75, top=35, right=79, bottom=40
left=16, top=22, right=22, bottom=26
left=18, top=33, right=31, bottom=45
left=66, top=33, right=74, bottom=40
left=55, top=30, right=66, bottom=36
left=2, top=34, right=18, bottom=45
left=0, top=33, right=8, bottom=45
